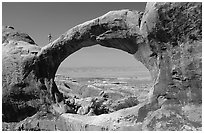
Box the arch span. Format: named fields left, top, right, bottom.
left=34, top=9, right=154, bottom=102
left=34, top=2, right=202, bottom=106
left=37, top=9, right=145, bottom=73
left=2, top=2, right=202, bottom=123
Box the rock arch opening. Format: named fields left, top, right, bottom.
left=34, top=9, right=158, bottom=105
left=56, top=45, right=151, bottom=78
left=54, top=44, right=153, bottom=115
left=2, top=3, right=202, bottom=128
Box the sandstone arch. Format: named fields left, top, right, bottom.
left=2, top=2, right=202, bottom=124
left=35, top=9, right=151, bottom=102
left=34, top=3, right=202, bottom=105
left=37, top=9, right=144, bottom=75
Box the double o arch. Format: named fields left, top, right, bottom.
left=34, top=9, right=160, bottom=103
left=3, top=3, right=202, bottom=123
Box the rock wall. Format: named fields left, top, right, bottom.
left=2, top=2, right=202, bottom=124
left=139, top=2, right=202, bottom=104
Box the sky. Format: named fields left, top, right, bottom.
left=2, top=2, right=147, bottom=68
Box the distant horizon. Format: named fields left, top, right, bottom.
left=56, top=64, right=151, bottom=79
left=59, top=64, right=147, bottom=68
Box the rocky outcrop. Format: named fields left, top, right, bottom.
left=2, top=2, right=202, bottom=130
left=2, top=26, right=43, bottom=122
left=2, top=26, right=63, bottom=122
left=2, top=26, right=36, bottom=44
left=7, top=102, right=201, bottom=131
left=138, top=2, right=202, bottom=104
left=2, top=26, right=64, bottom=122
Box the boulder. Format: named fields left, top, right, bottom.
left=2, top=26, right=62, bottom=122
left=110, top=96, right=139, bottom=111
left=2, top=26, right=42, bottom=122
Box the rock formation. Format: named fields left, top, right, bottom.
left=2, top=26, right=42, bottom=122
left=2, top=2, right=202, bottom=130
left=37, top=2, right=201, bottom=105
left=139, top=2, right=202, bottom=104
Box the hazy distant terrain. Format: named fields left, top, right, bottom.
left=56, top=66, right=152, bottom=102
left=57, top=66, right=151, bottom=79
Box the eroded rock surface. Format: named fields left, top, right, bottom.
left=35, top=2, right=201, bottom=106
left=2, top=27, right=63, bottom=122
left=2, top=2, right=202, bottom=131
left=139, top=2, right=202, bottom=104
left=2, top=26, right=42, bottom=122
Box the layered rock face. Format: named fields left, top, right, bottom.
left=2, top=2, right=202, bottom=130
